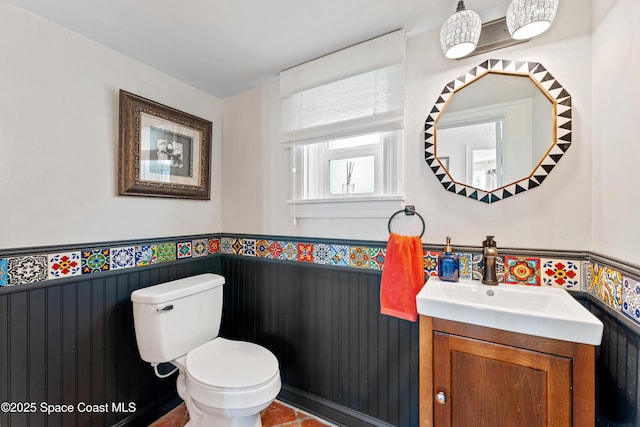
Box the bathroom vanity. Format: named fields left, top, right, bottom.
left=416, top=278, right=603, bottom=427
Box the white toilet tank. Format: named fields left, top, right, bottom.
left=131, top=273, right=225, bottom=364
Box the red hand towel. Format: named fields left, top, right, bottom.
left=380, top=232, right=425, bottom=322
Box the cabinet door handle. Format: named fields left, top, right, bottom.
left=435, top=391, right=447, bottom=404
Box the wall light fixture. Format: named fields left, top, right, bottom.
left=506, top=0, right=559, bottom=40
left=440, top=1, right=482, bottom=59
left=441, top=0, right=559, bottom=59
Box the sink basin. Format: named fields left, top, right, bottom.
left=416, top=277, right=603, bottom=345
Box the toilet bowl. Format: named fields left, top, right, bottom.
left=131, top=274, right=281, bottom=427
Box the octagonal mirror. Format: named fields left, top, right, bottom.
left=424, top=59, right=572, bottom=203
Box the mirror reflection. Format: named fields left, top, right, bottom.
left=436, top=73, right=554, bottom=192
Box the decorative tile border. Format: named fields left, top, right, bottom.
left=136, top=245, right=158, bottom=267
left=623, top=277, right=640, bottom=323
left=458, top=253, right=472, bottom=280
left=48, top=252, right=82, bottom=279
left=1, top=233, right=640, bottom=332
left=177, top=242, right=192, bottom=259
left=8, top=255, right=48, bottom=284
left=0, top=259, right=7, bottom=285
left=81, top=249, right=110, bottom=274
left=587, top=262, right=623, bottom=311
left=504, top=256, right=540, bottom=286
left=0, top=236, right=221, bottom=287
left=111, top=247, right=135, bottom=270
left=541, top=258, right=581, bottom=289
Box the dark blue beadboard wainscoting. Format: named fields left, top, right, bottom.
left=590, top=300, right=640, bottom=426
left=0, top=252, right=221, bottom=427
left=1, top=235, right=640, bottom=426
left=219, top=255, right=419, bottom=427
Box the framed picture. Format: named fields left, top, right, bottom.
left=118, top=90, right=212, bottom=200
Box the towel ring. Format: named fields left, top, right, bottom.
left=387, top=205, right=425, bottom=237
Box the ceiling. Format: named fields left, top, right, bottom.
left=2, top=0, right=512, bottom=98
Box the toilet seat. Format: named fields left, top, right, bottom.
left=184, top=338, right=281, bottom=410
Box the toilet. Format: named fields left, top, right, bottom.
left=131, top=273, right=281, bottom=427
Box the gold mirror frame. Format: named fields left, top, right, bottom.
left=424, top=59, right=572, bottom=203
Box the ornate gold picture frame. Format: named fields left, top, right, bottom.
left=118, top=90, right=212, bottom=200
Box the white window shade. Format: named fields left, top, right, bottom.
left=280, top=30, right=405, bottom=146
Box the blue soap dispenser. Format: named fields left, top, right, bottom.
left=438, top=237, right=459, bottom=282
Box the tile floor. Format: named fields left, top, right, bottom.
left=149, top=400, right=334, bottom=427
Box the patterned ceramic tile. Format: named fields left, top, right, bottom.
left=7, top=255, right=48, bottom=285
left=232, top=238, right=244, bottom=255
left=504, top=256, right=540, bottom=286
left=471, top=253, right=483, bottom=280
left=268, top=241, right=284, bottom=259
left=472, top=254, right=505, bottom=282
left=423, top=251, right=440, bottom=277
left=7, top=231, right=639, bottom=295
left=457, top=253, right=472, bottom=280
left=0, top=259, right=7, bottom=286
left=598, top=267, right=622, bottom=310
left=220, top=237, right=233, bottom=254
left=48, top=252, right=82, bottom=279
left=496, top=257, right=505, bottom=282
left=136, top=245, right=158, bottom=266
left=330, top=245, right=350, bottom=266
left=81, top=249, right=110, bottom=274
left=111, top=247, right=136, bottom=270
left=256, top=240, right=271, bottom=258
left=281, top=242, right=297, bottom=261
left=192, top=239, right=208, bottom=257
left=298, top=243, right=314, bottom=262
left=349, top=246, right=370, bottom=268
left=622, top=276, right=640, bottom=323
left=584, top=262, right=600, bottom=296
left=313, top=244, right=332, bottom=265
left=595, top=264, right=623, bottom=310
left=177, top=242, right=192, bottom=259
left=208, top=238, right=221, bottom=254
left=157, top=243, right=176, bottom=263
left=369, top=247, right=385, bottom=270
left=540, top=259, right=580, bottom=289
left=243, top=239, right=256, bottom=257
left=583, top=261, right=594, bottom=293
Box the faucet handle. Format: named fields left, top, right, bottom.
left=483, top=235, right=496, bottom=248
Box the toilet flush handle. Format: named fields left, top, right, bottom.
left=156, top=304, right=174, bottom=312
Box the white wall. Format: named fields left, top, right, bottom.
left=591, top=0, right=640, bottom=265
left=0, top=6, right=222, bottom=250
left=221, top=82, right=294, bottom=237
left=221, top=0, right=593, bottom=251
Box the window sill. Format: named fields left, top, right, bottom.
left=286, top=195, right=405, bottom=219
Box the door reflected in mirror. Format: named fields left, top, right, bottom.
left=425, top=60, right=572, bottom=204
left=438, top=120, right=502, bottom=191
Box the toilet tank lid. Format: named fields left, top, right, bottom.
left=131, top=273, right=225, bottom=304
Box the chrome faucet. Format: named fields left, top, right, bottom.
left=481, top=236, right=499, bottom=286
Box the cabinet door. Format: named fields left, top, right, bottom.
left=433, top=332, right=572, bottom=427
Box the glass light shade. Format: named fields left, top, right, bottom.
left=506, top=0, right=559, bottom=40
left=440, top=2, right=482, bottom=59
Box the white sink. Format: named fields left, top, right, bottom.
left=416, top=277, right=603, bottom=345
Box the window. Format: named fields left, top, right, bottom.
left=294, top=130, right=399, bottom=199
left=280, top=30, right=405, bottom=218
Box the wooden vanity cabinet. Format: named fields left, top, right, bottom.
left=419, top=316, right=595, bottom=427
